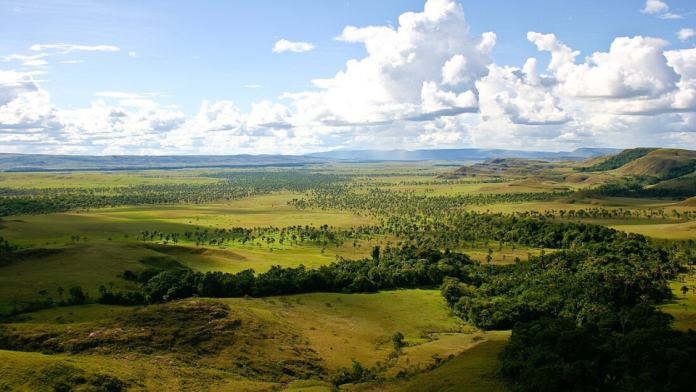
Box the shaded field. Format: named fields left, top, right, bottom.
left=661, top=273, right=696, bottom=331
left=343, top=341, right=509, bottom=392
left=1, top=291, right=508, bottom=391
left=221, top=289, right=503, bottom=372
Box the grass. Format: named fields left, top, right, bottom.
left=0, top=169, right=219, bottom=189
left=2, top=164, right=695, bottom=391
left=0, top=348, right=279, bottom=392
left=0, top=242, right=147, bottom=307
left=223, top=289, right=491, bottom=372
left=397, top=341, right=509, bottom=392
left=341, top=341, right=510, bottom=391
left=2, top=291, right=504, bottom=391
left=660, top=273, right=696, bottom=331
left=13, top=303, right=134, bottom=324
left=0, top=192, right=375, bottom=246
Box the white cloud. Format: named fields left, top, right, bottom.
left=29, top=44, right=120, bottom=52
left=678, top=28, right=696, bottom=41
left=641, top=0, right=669, bottom=14
left=477, top=59, right=569, bottom=126
left=96, top=92, right=142, bottom=99
left=530, top=33, right=679, bottom=102
left=22, top=60, right=49, bottom=67
left=96, top=91, right=170, bottom=99
left=640, top=0, right=682, bottom=19
left=128, top=51, right=138, bottom=57
left=272, top=39, right=315, bottom=53
left=287, top=0, right=494, bottom=127
left=1, top=53, right=49, bottom=62
left=441, top=55, right=469, bottom=86
left=59, top=60, right=83, bottom=64
left=2, top=0, right=696, bottom=155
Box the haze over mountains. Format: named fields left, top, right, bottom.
left=306, top=148, right=622, bottom=161
left=0, top=148, right=623, bottom=172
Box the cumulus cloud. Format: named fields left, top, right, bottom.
left=2, top=0, right=696, bottom=155
left=641, top=0, right=670, bottom=14
left=530, top=33, right=679, bottom=101
left=678, top=28, right=696, bottom=41
left=477, top=59, right=569, bottom=126
left=272, top=39, right=314, bottom=53
left=287, top=0, right=494, bottom=128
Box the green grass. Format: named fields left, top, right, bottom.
left=0, top=348, right=279, bottom=392
left=0, top=242, right=147, bottom=307
left=0, top=193, right=374, bottom=245
left=0, top=170, right=219, bottom=189
left=397, top=341, right=509, bottom=392
left=341, top=341, right=510, bottom=392
left=223, top=289, right=488, bottom=372
left=13, top=303, right=134, bottom=324
left=661, top=274, right=696, bottom=331
left=3, top=292, right=503, bottom=390
left=3, top=164, right=695, bottom=391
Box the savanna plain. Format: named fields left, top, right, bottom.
left=1, top=148, right=696, bottom=391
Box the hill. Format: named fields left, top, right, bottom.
left=440, top=157, right=571, bottom=180
left=306, top=148, right=620, bottom=162
left=618, top=149, right=696, bottom=179
left=575, top=148, right=657, bottom=172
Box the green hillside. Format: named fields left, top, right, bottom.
left=575, top=148, right=653, bottom=172
left=618, top=148, right=696, bottom=179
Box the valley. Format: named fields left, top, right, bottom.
left=1, top=149, right=696, bottom=391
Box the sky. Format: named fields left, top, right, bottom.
left=1, top=0, right=695, bottom=155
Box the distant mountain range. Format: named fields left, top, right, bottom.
left=0, top=148, right=623, bottom=172
left=306, top=148, right=623, bottom=161
left=0, top=154, right=327, bottom=172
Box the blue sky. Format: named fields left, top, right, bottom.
left=1, top=0, right=695, bottom=154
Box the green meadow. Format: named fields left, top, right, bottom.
left=1, top=156, right=695, bottom=391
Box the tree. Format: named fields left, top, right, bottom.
left=68, top=286, right=87, bottom=305
left=392, top=331, right=405, bottom=350
left=371, top=245, right=380, bottom=260
left=57, top=286, right=64, bottom=300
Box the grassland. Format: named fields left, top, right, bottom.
left=2, top=158, right=696, bottom=391
left=1, top=290, right=505, bottom=391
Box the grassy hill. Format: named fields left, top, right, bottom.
left=576, top=148, right=656, bottom=172
left=618, top=149, right=696, bottom=179
left=0, top=291, right=506, bottom=391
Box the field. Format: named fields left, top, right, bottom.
left=1, top=154, right=695, bottom=391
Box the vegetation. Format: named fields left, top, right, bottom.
left=576, top=148, right=656, bottom=172
left=500, top=310, right=696, bottom=392
left=2, top=156, right=696, bottom=391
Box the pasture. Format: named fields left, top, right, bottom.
left=1, top=159, right=695, bottom=391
